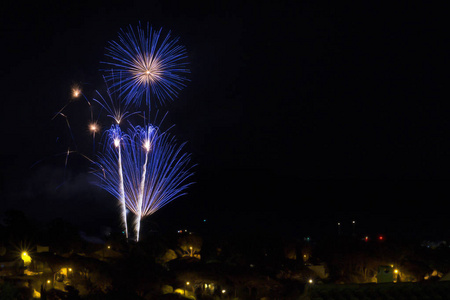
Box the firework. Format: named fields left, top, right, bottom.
left=101, top=23, right=190, bottom=108
left=94, top=125, right=129, bottom=238
left=94, top=123, right=194, bottom=241
left=92, top=78, right=140, bottom=125
left=52, top=24, right=193, bottom=242
left=124, top=124, right=194, bottom=241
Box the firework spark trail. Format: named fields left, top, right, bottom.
left=116, top=139, right=128, bottom=239
left=122, top=124, right=194, bottom=241
left=101, top=22, right=190, bottom=108
left=94, top=125, right=129, bottom=238
left=91, top=83, right=142, bottom=239
left=52, top=86, right=97, bottom=157
left=92, top=82, right=139, bottom=125
left=52, top=86, right=92, bottom=120
left=56, top=113, right=78, bottom=151
left=135, top=126, right=154, bottom=241
left=112, top=126, right=128, bottom=239
left=141, top=135, right=194, bottom=217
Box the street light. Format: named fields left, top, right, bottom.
left=21, top=251, right=32, bottom=266
left=185, top=281, right=190, bottom=296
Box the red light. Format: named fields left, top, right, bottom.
left=379, top=235, right=384, bottom=241
left=365, top=236, right=369, bottom=241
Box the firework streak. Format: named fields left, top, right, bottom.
left=94, top=124, right=194, bottom=241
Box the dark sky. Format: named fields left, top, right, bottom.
left=1, top=2, right=449, bottom=239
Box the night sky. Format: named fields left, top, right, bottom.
left=1, top=2, right=449, bottom=239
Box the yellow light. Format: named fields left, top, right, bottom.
left=394, top=269, right=399, bottom=274
left=222, top=289, right=226, bottom=294
left=107, top=245, right=111, bottom=249
left=68, top=268, right=72, bottom=272
left=309, top=279, right=313, bottom=284
left=21, top=252, right=31, bottom=266
left=47, top=280, right=51, bottom=284
left=33, top=289, right=41, bottom=298
left=186, top=281, right=190, bottom=286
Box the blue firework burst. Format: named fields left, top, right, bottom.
left=101, top=22, right=190, bottom=108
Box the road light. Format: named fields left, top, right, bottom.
left=185, top=281, right=190, bottom=296
left=394, top=269, right=400, bottom=283
left=21, top=251, right=31, bottom=266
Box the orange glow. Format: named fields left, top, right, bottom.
left=72, top=87, right=81, bottom=98
left=89, top=123, right=99, bottom=133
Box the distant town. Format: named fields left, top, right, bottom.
left=0, top=209, right=450, bottom=299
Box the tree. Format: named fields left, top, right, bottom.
left=178, top=234, right=202, bottom=258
